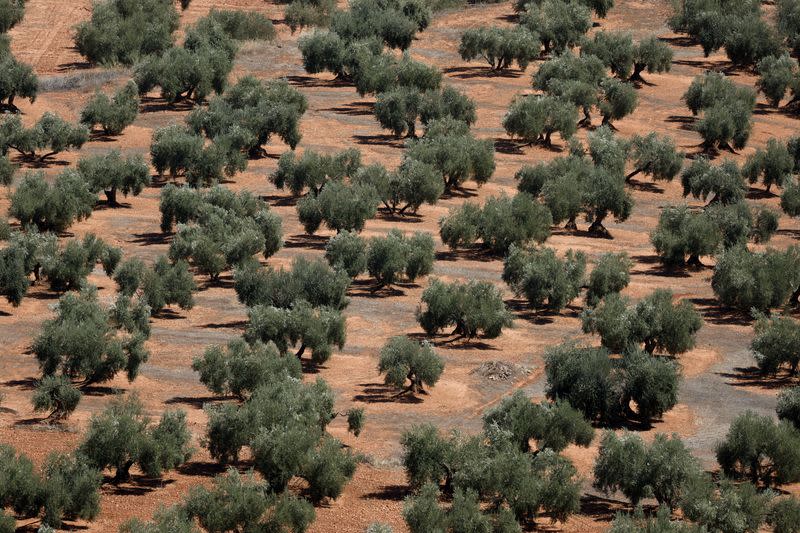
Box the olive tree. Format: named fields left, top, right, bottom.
left=594, top=431, right=701, bottom=509
left=188, top=76, right=307, bottom=159
left=743, top=138, right=794, bottom=191
left=75, top=0, right=179, bottom=65
left=716, top=410, right=800, bottom=487
left=582, top=289, right=702, bottom=355
left=777, top=386, right=800, bottom=429
left=192, top=337, right=302, bottom=399
left=31, top=374, right=81, bottom=421
left=439, top=193, right=552, bottom=254
left=405, top=118, right=495, bottom=191
left=297, top=181, right=379, bottom=234
left=680, top=157, right=746, bottom=205
left=681, top=474, right=773, bottom=533
left=482, top=390, right=594, bottom=453
left=458, top=26, right=540, bottom=72
left=625, top=132, right=684, bottom=182
left=78, top=150, right=150, bottom=206
left=750, top=314, right=800, bottom=375
left=503, top=95, right=578, bottom=147
left=374, top=85, right=476, bottom=138
left=683, top=72, right=756, bottom=152
left=585, top=252, right=632, bottom=306
left=0, top=47, right=37, bottom=112
left=80, top=81, right=139, bottom=136
left=417, top=279, right=512, bottom=339
left=353, top=159, right=444, bottom=215
left=325, top=230, right=368, bottom=278
left=545, top=341, right=680, bottom=423
left=712, top=246, right=800, bottom=311
left=9, top=171, right=95, bottom=233
left=756, top=54, right=798, bottom=107
left=113, top=255, right=195, bottom=315
left=79, top=394, right=192, bottom=483
left=366, top=230, right=435, bottom=289
left=270, top=147, right=360, bottom=196
left=378, top=336, right=444, bottom=394
left=650, top=205, right=721, bottom=267
left=0, top=113, right=88, bottom=162
left=519, top=0, right=592, bottom=54
left=0, top=0, right=25, bottom=33
left=502, top=245, right=586, bottom=313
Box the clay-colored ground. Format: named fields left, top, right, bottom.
left=2, top=0, right=800, bottom=531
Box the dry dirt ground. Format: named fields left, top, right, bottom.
left=2, top=0, right=800, bottom=531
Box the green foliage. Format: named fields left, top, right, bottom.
left=40, top=452, right=101, bottom=528
left=626, top=132, right=684, bottom=182
left=378, top=336, right=444, bottom=393
left=650, top=205, right=721, bottom=267
left=285, top=0, right=336, bottom=33
left=374, top=85, right=476, bottom=138
left=712, top=245, right=800, bottom=312
left=406, top=118, right=495, bottom=191
left=297, top=180, right=379, bottom=234
left=483, top=390, right=594, bottom=453
left=346, top=407, right=365, bottom=437
left=32, top=374, right=81, bottom=421
left=182, top=469, right=315, bottom=532
left=586, top=252, right=632, bottom=306
left=743, top=138, right=794, bottom=191
left=204, top=9, right=276, bottom=41
left=0, top=444, right=42, bottom=517
left=599, top=77, right=638, bottom=126
left=458, top=26, right=540, bottom=71
left=681, top=474, right=772, bottom=533
left=75, top=0, right=179, bottom=65
left=417, top=278, right=512, bottom=339
left=582, top=289, right=702, bottom=355
left=245, top=301, right=346, bottom=366
left=680, top=157, right=746, bottom=205
left=325, top=230, right=367, bottom=278
left=683, top=72, right=756, bottom=152
left=440, top=193, right=552, bottom=254
left=723, top=16, right=783, bottom=68
left=503, top=95, right=578, bottom=147
left=0, top=112, right=88, bottom=162
left=594, top=432, right=700, bottom=509
left=751, top=314, right=800, bottom=375
left=33, top=287, right=150, bottom=396
left=79, top=394, right=192, bottom=482
left=777, top=386, right=800, bottom=429
left=161, top=185, right=283, bottom=279
left=770, top=497, right=800, bottom=533
left=114, top=255, right=195, bottom=315
left=271, top=147, right=361, bottom=196
left=366, top=230, right=435, bottom=288
left=610, top=506, right=703, bottom=533
left=716, top=410, right=800, bottom=487
left=192, top=337, right=301, bottom=399
left=520, top=0, right=592, bottom=53
left=756, top=54, right=798, bottom=107
left=234, top=255, right=350, bottom=310
left=80, top=81, right=139, bottom=136
left=9, top=170, right=95, bottom=233
left=78, top=150, right=150, bottom=206
left=0, top=46, right=37, bottom=111
left=404, top=483, right=446, bottom=533
left=188, top=76, right=307, bottom=161
left=545, top=341, right=680, bottom=422
left=502, top=245, right=586, bottom=312
left=0, top=0, right=24, bottom=33
left=354, top=159, right=444, bottom=215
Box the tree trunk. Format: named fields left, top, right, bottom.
left=564, top=216, right=578, bottom=231
left=790, top=285, right=800, bottom=306
left=113, top=460, right=135, bottom=484
left=296, top=343, right=306, bottom=359
left=629, top=64, right=645, bottom=82
left=686, top=254, right=703, bottom=267
left=625, top=168, right=642, bottom=182
left=588, top=214, right=607, bottom=234
left=105, top=187, right=118, bottom=207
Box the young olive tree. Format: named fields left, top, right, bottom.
left=743, top=137, right=794, bottom=191
left=650, top=205, right=722, bottom=267
left=0, top=46, right=37, bottom=112
left=417, top=279, right=512, bottom=339
left=366, top=230, right=435, bottom=289
left=80, top=81, right=139, bottom=136
left=458, top=26, right=540, bottom=72
left=9, top=171, right=96, bottom=233
left=78, top=150, right=150, bottom=206
left=439, top=193, right=552, bottom=254
left=750, top=313, right=800, bottom=375
left=519, top=0, right=592, bottom=54
left=582, top=289, right=702, bottom=355
left=712, top=245, right=800, bottom=312
left=79, top=394, right=192, bottom=483
left=503, top=95, right=578, bottom=147
left=378, top=336, right=444, bottom=394
left=683, top=72, right=756, bottom=152
left=680, top=157, right=746, bottom=205
left=585, top=252, right=632, bottom=306
left=297, top=181, right=379, bottom=235
left=353, top=159, right=444, bottom=215
left=0, top=113, right=88, bottom=162
left=502, top=245, right=586, bottom=313
left=625, top=132, right=684, bottom=183
left=270, top=147, right=361, bottom=196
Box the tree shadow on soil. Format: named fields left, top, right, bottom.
left=321, top=101, right=374, bottom=116
left=352, top=133, right=406, bottom=149
left=443, top=66, right=523, bottom=79
left=353, top=382, right=424, bottom=404
left=284, top=233, right=328, bottom=250
left=626, top=178, right=664, bottom=194
left=717, top=366, right=800, bottom=390
left=362, top=484, right=409, bottom=502
left=505, top=298, right=581, bottom=325
left=580, top=493, right=631, bottom=523
left=688, top=297, right=753, bottom=326
left=178, top=461, right=227, bottom=478
left=285, top=74, right=353, bottom=89
left=165, top=395, right=234, bottom=409
left=130, top=231, right=170, bottom=246
left=103, top=475, right=176, bottom=496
